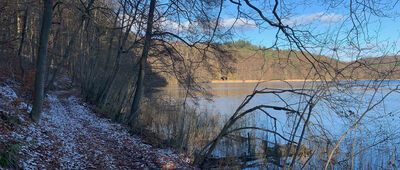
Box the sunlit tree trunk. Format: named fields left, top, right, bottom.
left=17, top=7, right=28, bottom=78
left=128, top=0, right=157, bottom=126
left=30, top=0, right=53, bottom=122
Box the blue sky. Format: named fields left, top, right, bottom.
left=159, top=0, right=400, bottom=61
left=217, top=0, right=400, bottom=61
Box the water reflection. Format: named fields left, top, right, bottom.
left=157, top=80, right=400, bottom=168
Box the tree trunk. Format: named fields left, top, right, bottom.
left=45, top=5, right=62, bottom=91
left=17, top=7, right=28, bottom=78
left=30, top=0, right=53, bottom=122
left=128, top=0, right=156, bottom=126
left=97, top=1, right=139, bottom=105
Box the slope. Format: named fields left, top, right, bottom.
left=0, top=81, right=194, bottom=169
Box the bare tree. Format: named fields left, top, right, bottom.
left=128, top=0, right=157, bottom=126
left=30, top=0, right=54, bottom=122
left=190, top=0, right=400, bottom=169
left=17, top=5, right=28, bottom=78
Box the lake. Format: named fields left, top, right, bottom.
left=157, top=80, right=400, bottom=169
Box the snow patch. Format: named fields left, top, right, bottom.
left=0, top=86, right=195, bottom=169
left=0, top=84, right=18, bottom=100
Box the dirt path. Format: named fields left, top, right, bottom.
left=0, top=85, right=193, bottom=169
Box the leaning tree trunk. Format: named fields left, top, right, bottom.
left=30, top=0, right=53, bottom=122
left=17, top=7, right=28, bottom=78
left=127, top=0, right=156, bottom=126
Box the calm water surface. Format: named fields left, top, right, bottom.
left=159, top=80, right=400, bottom=168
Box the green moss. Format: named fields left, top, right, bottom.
left=0, top=144, right=20, bottom=168
left=0, top=114, right=25, bottom=126
left=0, top=157, right=8, bottom=167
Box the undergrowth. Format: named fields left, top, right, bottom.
left=0, top=143, right=21, bottom=168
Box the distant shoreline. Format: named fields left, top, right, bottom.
left=209, top=79, right=398, bottom=83
left=210, top=79, right=324, bottom=83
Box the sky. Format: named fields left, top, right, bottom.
left=216, top=0, right=400, bottom=61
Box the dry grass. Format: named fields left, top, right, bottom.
left=137, top=96, right=222, bottom=158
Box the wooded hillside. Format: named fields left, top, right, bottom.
left=1, top=0, right=400, bottom=169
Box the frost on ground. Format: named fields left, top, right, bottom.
left=0, top=83, right=194, bottom=169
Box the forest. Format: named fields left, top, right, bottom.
left=1, top=0, right=400, bottom=169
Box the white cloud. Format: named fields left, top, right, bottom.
left=282, top=12, right=344, bottom=27
left=158, top=19, right=190, bottom=32
left=220, top=18, right=257, bottom=29
left=158, top=17, right=257, bottom=32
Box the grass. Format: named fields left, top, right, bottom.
left=0, top=144, right=21, bottom=168
left=137, top=96, right=222, bottom=156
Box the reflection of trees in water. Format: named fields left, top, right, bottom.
left=151, top=79, right=400, bottom=169
left=187, top=80, right=400, bottom=169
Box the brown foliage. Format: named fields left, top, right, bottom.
left=14, top=69, right=35, bottom=100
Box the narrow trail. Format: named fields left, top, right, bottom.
left=0, top=84, right=193, bottom=169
